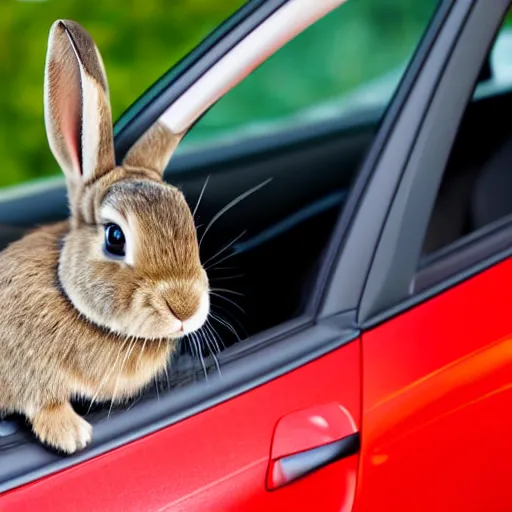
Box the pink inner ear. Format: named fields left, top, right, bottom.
left=54, top=64, right=82, bottom=176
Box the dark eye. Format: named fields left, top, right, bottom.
left=104, top=223, right=126, bottom=257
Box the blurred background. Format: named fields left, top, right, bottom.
left=1, top=0, right=503, bottom=188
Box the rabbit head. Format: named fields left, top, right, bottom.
left=44, top=20, right=209, bottom=340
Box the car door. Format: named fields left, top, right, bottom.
left=0, top=0, right=439, bottom=510
left=348, top=0, right=512, bottom=510
left=0, top=2, right=360, bottom=511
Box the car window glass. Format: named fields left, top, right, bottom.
left=179, top=0, right=440, bottom=152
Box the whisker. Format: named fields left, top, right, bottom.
left=209, top=274, right=245, bottom=281
left=207, top=320, right=231, bottom=354
left=126, top=394, right=142, bottom=412
left=210, top=303, right=248, bottom=337
left=160, top=340, right=171, bottom=391
left=196, top=333, right=210, bottom=381
left=191, top=333, right=208, bottom=381
left=199, top=178, right=272, bottom=247
left=196, top=332, right=210, bottom=365
left=206, top=317, right=227, bottom=349
left=163, top=364, right=170, bottom=391
left=202, top=230, right=247, bottom=268
left=209, top=313, right=240, bottom=342
left=200, top=329, right=222, bottom=377
left=186, top=334, right=198, bottom=373
left=136, top=339, right=148, bottom=370
left=87, top=338, right=128, bottom=414
left=155, top=375, right=160, bottom=401
left=108, top=337, right=137, bottom=418
left=204, top=321, right=222, bottom=354
left=193, top=175, right=210, bottom=218
left=209, top=292, right=245, bottom=314
left=204, top=250, right=242, bottom=271
left=210, top=288, right=244, bottom=297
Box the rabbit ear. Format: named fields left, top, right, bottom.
left=44, top=20, right=115, bottom=185
left=122, top=122, right=182, bottom=176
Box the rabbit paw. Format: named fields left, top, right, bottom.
left=31, top=402, right=92, bottom=454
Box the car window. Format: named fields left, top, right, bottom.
left=0, top=0, right=244, bottom=189
left=473, top=10, right=512, bottom=100
left=416, top=8, right=512, bottom=289
left=178, top=0, right=440, bottom=153
left=152, top=0, right=442, bottom=339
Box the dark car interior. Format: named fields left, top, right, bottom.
left=423, top=88, right=512, bottom=254
left=180, top=68, right=512, bottom=343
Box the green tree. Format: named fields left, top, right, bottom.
left=0, top=0, right=243, bottom=187
left=0, top=0, right=450, bottom=188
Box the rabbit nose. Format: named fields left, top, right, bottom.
left=165, top=296, right=198, bottom=321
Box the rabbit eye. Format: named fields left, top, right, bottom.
left=104, top=223, right=126, bottom=257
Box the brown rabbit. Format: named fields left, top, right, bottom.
left=0, top=20, right=209, bottom=453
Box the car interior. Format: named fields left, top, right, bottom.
left=0, top=14, right=511, bottom=479
left=178, top=53, right=512, bottom=343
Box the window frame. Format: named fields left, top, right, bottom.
left=356, top=0, right=511, bottom=328
left=113, top=0, right=291, bottom=161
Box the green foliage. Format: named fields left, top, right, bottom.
left=0, top=0, right=445, bottom=187
left=190, top=0, right=438, bottom=143
left=0, top=0, right=243, bottom=187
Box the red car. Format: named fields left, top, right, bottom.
left=2, top=0, right=512, bottom=510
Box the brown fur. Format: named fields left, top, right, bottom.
left=0, top=20, right=208, bottom=453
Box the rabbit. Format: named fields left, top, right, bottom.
left=0, top=20, right=209, bottom=454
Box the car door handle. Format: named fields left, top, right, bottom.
left=267, top=433, right=360, bottom=490
left=267, top=402, right=359, bottom=490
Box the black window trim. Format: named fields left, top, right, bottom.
left=364, top=236, right=512, bottom=331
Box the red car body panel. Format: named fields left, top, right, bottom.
left=1, top=341, right=361, bottom=511
left=356, top=256, right=512, bottom=511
